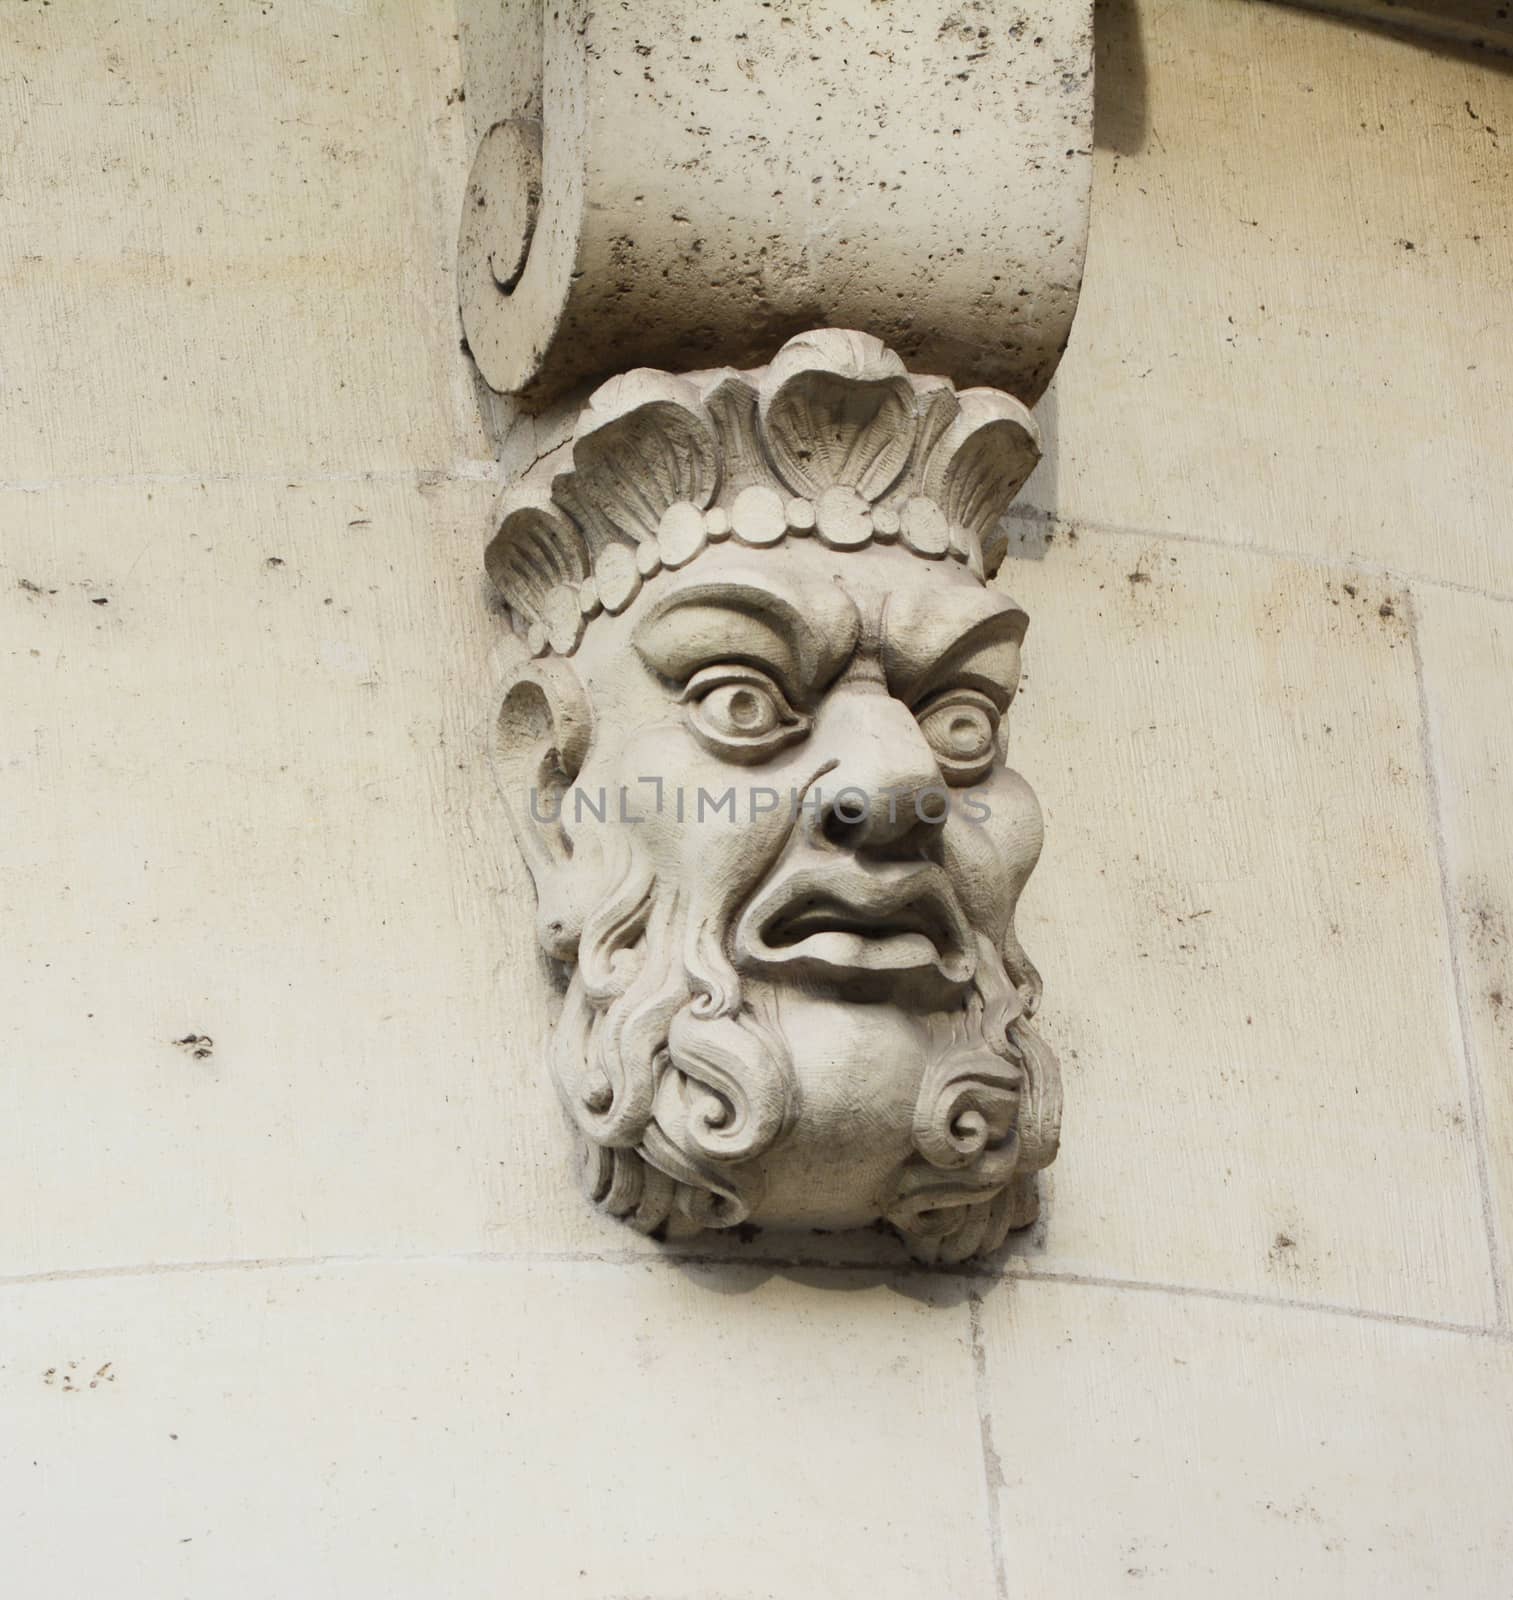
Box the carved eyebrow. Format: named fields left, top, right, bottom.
left=632, top=568, right=860, bottom=701
left=881, top=588, right=1029, bottom=710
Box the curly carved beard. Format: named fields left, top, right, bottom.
left=546, top=829, right=1060, bottom=1261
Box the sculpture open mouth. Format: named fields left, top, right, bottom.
left=734, top=863, right=976, bottom=993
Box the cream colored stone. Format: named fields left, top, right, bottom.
left=815, top=485, right=873, bottom=550
left=593, top=543, right=641, bottom=613
left=458, top=1, right=1092, bottom=404
left=541, top=585, right=584, bottom=655
left=977, top=1276, right=1513, bottom=1596
left=998, top=528, right=1496, bottom=1322
left=730, top=484, right=787, bottom=547
left=900, top=496, right=950, bottom=559
left=1414, top=583, right=1513, bottom=1304
left=0, top=475, right=629, bottom=1276
left=704, top=506, right=731, bottom=542
left=1278, top=0, right=1513, bottom=51
left=4, top=4, right=1513, bottom=1590
left=657, top=500, right=707, bottom=568
left=485, top=333, right=1054, bottom=1258
left=455, top=0, right=541, bottom=146
left=0, top=0, right=489, bottom=480
left=1023, top=0, right=1513, bottom=594
left=786, top=497, right=817, bottom=535
left=0, top=1260, right=998, bottom=1600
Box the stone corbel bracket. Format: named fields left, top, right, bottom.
left=458, top=0, right=1093, bottom=407
left=484, top=329, right=1062, bottom=1262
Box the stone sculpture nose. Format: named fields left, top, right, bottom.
left=808, top=684, right=946, bottom=853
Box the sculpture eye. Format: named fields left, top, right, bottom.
left=680, top=665, right=810, bottom=762
left=916, top=690, right=1000, bottom=783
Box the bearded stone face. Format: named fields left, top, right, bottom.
left=490, top=331, right=1061, bottom=1262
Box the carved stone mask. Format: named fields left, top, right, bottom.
left=490, top=331, right=1061, bottom=1263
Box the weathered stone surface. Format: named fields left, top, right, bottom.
left=0, top=476, right=626, bottom=1275
left=901, top=496, right=951, bottom=559
left=977, top=1276, right=1513, bottom=1596
left=814, top=485, right=873, bottom=550
left=0, top=1260, right=998, bottom=1600
left=730, top=485, right=787, bottom=547
left=1022, top=0, right=1513, bottom=594
left=593, top=543, right=641, bottom=613
left=0, top=0, right=488, bottom=479
left=998, top=528, right=1497, bottom=1323
left=657, top=501, right=708, bottom=568
left=4, top=3, right=1512, bottom=1592
left=458, top=1, right=1092, bottom=404
left=1414, top=583, right=1513, bottom=1306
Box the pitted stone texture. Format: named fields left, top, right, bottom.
left=0, top=476, right=637, bottom=1277
left=1002, top=528, right=1498, bottom=1324
left=1023, top=0, right=1513, bottom=594
left=1415, top=583, right=1513, bottom=1300
left=2, top=0, right=488, bottom=479
left=458, top=1, right=1092, bottom=405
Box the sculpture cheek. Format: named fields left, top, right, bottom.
left=568, top=726, right=806, bottom=908
left=944, top=766, right=1045, bottom=937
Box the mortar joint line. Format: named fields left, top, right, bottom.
left=967, top=1288, right=1010, bottom=1600
left=1406, top=588, right=1510, bottom=1328
left=2, top=1248, right=1511, bottom=1347
left=1002, top=505, right=1513, bottom=610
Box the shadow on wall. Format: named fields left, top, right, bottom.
left=1274, top=0, right=1513, bottom=58
left=1402, top=0, right=1513, bottom=25
left=664, top=1254, right=983, bottom=1310
left=1272, top=0, right=1513, bottom=67
left=1094, top=0, right=1512, bottom=165
left=1406, top=0, right=1513, bottom=18
left=1093, top=0, right=1149, bottom=155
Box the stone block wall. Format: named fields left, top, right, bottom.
left=2, top=1, right=1510, bottom=1592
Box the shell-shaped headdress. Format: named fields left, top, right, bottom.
left=486, top=330, right=1041, bottom=657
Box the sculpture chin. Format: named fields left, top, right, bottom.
left=547, top=851, right=1055, bottom=1261
left=719, top=986, right=946, bottom=1231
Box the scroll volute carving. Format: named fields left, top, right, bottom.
left=457, top=2, right=1093, bottom=405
